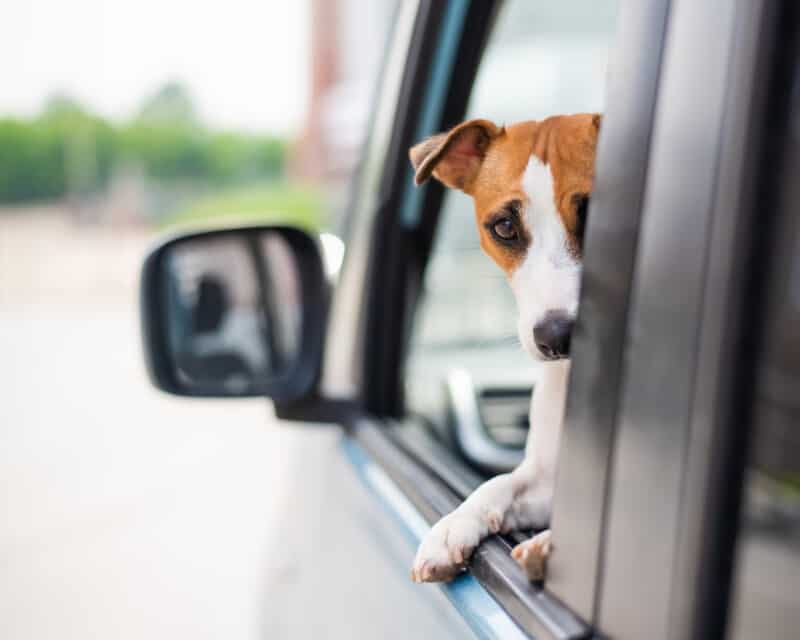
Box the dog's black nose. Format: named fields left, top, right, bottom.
left=533, top=311, right=573, bottom=360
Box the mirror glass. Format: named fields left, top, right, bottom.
left=159, top=231, right=302, bottom=394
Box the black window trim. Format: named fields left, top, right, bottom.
left=361, top=0, right=501, bottom=417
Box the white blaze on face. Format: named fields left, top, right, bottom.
left=510, top=155, right=582, bottom=359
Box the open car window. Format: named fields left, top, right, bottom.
left=405, top=0, right=619, bottom=473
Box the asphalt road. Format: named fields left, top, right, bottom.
left=0, top=208, right=471, bottom=640
left=0, top=209, right=299, bottom=639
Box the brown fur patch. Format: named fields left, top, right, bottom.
left=410, top=113, right=600, bottom=275
left=528, top=114, right=600, bottom=258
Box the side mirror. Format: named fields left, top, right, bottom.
left=140, top=225, right=328, bottom=400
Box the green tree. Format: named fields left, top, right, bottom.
left=0, top=84, right=287, bottom=205
left=136, top=82, right=197, bottom=127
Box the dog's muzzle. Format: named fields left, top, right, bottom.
left=533, top=310, right=573, bottom=360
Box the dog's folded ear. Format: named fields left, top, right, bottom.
left=409, top=119, right=501, bottom=192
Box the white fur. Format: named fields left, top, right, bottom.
left=511, top=156, right=582, bottom=359
left=411, top=361, right=569, bottom=583
left=411, top=153, right=576, bottom=584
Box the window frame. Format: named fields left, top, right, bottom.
left=341, top=0, right=632, bottom=636
left=334, top=0, right=600, bottom=636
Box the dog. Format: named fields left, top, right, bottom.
left=408, top=113, right=600, bottom=583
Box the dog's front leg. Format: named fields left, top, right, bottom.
left=411, top=361, right=569, bottom=583
left=509, top=359, right=570, bottom=580
left=410, top=461, right=544, bottom=583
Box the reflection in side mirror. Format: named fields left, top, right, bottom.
left=164, top=233, right=300, bottom=392
left=140, top=226, right=327, bottom=399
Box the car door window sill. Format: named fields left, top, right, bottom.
left=351, top=419, right=590, bottom=640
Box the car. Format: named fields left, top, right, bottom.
left=139, top=1, right=800, bottom=638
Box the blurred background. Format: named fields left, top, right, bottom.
left=1, top=1, right=398, bottom=637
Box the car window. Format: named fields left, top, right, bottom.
left=405, top=0, right=619, bottom=471
left=727, top=50, right=800, bottom=640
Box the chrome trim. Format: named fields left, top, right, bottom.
left=446, top=368, right=526, bottom=472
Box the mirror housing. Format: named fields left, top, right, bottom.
left=140, top=225, right=328, bottom=401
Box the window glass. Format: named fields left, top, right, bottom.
left=727, top=56, right=800, bottom=640
left=405, top=0, right=618, bottom=468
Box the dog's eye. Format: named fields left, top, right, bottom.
left=492, top=218, right=517, bottom=241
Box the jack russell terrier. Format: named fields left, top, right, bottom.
left=408, top=113, right=600, bottom=583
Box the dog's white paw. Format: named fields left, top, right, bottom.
left=411, top=513, right=492, bottom=583
left=511, top=529, right=552, bottom=581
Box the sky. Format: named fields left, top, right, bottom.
left=0, top=0, right=310, bottom=134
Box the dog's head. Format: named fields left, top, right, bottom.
left=410, top=114, right=600, bottom=361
